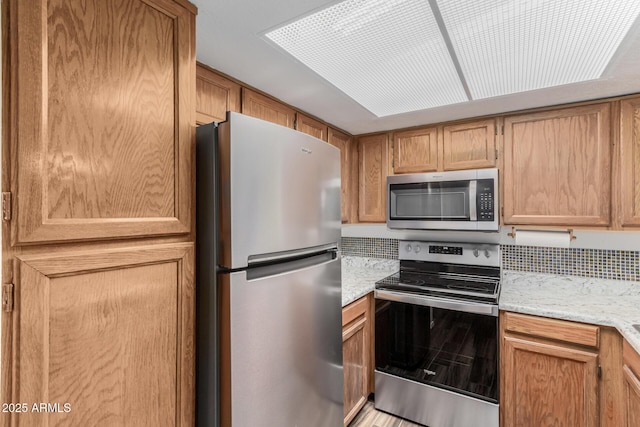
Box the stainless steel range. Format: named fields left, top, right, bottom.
left=374, top=240, right=500, bottom=427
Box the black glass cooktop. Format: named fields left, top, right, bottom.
left=376, top=260, right=500, bottom=303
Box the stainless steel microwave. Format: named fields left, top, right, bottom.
left=387, top=168, right=499, bottom=231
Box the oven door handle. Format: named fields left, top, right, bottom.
left=375, top=290, right=498, bottom=317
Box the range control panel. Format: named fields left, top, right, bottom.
left=400, top=240, right=500, bottom=267
left=429, top=245, right=463, bottom=255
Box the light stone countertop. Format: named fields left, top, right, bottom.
left=500, top=271, right=640, bottom=355
left=341, top=256, right=398, bottom=307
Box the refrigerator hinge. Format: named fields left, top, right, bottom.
left=2, top=283, right=14, bottom=313
left=2, top=192, right=11, bottom=221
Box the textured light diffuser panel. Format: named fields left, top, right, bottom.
left=265, top=0, right=468, bottom=117
left=437, top=0, right=640, bottom=99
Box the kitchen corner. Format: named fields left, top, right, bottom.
left=341, top=256, right=398, bottom=307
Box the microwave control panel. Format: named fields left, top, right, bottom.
left=476, top=179, right=495, bottom=221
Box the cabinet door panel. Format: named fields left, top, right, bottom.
left=296, top=113, right=328, bottom=142
left=624, top=365, right=640, bottom=427
left=503, top=336, right=598, bottom=427
left=620, top=97, right=640, bottom=227
left=12, top=243, right=194, bottom=427
left=11, top=0, right=193, bottom=244
left=392, top=127, right=438, bottom=173
left=358, top=134, right=388, bottom=223
left=342, top=296, right=370, bottom=426
left=503, top=104, right=611, bottom=226
left=328, top=128, right=352, bottom=223
left=196, top=65, right=240, bottom=124
left=443, top=119, right=496, bottom=170
left=241, top=88, right=295, bottom=128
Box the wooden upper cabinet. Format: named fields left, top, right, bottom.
left=620, top=97, right=640, bottom=227
left=503, top=104, right=611, bottom=226
left=392, top=126, right=439, bottom=174
left=9, top=0, right=195, bottom=244
left=195, top=64, right=240, bottom=125
left=327, top=128, right=353, bottom=223
left=358, top=134, right=389, bottom=222
left=11, top=243, right=195, bottom=426
left=443, top=119, right=497, bottom=170
left=241, top=88, right=296, bottom=128
left=296, top=112, right=328, bottom=142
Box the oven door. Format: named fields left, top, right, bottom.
left=374, top=291, right=498, bottom=403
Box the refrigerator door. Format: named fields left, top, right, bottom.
left=219, top=253, right=343, bottom=427
left=218, top=112, right=341, bottom=269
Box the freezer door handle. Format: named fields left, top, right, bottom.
left=246, top=250, right=338, bottom=281
left=248, top=243, right=338, bottom=266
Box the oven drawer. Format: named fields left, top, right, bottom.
left=503, top=311, right=600, bottom=349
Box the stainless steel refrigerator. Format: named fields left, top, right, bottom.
left=196, top=112, right=343, bottom=427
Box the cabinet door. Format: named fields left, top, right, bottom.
left=392, top=127, right=439, bottom=173
left=10, top=243, right=195, bottom=426
left=620, top=97, right=640, bottom=227
left=328, top=128, right=353, bottom=223
left=443, top=119, right=496, bottom=170
left=623, top=340, right=640, bottom=426
left=296, top=113, right=328, bottom=141
left=10, top=0, right=194, bottom=244
left=503, top=336, right=599, bottom=427
left=503, top=104, right=611, bottom=226
left=623, top=366, right=640, bottom=427
left=358, top=134, right=389, bottom=222
left=343, top=296, right=370, bottom=426
left=241, top=88, right=295, bottom=128
left=195, top=64, right=241, bottom=125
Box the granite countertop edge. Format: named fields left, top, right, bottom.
left=499, top=271, right=640, bottom=356
left=341, top=255, right=398, bottom=308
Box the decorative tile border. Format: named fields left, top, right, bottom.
left=501, top=245, right=640, bottom=281
left=342, top=237, right=640, bottom=281
left=341, top=237, right=398, bottom=260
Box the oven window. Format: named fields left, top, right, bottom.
left=390, top=181, right=470, bottom=220
left=375, top=299, right=498, bottom=402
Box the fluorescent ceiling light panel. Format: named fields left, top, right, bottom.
left=265, top=0, right=468, bottom=117
left=436, top=0, right=640, bottom=99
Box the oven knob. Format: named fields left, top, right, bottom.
left=405, top=244, right=412, bottom=253
left=415, top=244, right=421, bottom=253
left=473, top=249, right=479, bottom=257
left=484, top=249, right=491, bottom=258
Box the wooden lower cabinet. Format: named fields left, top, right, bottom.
left=8, top=243, right=195, bottom=426
left=501, top=312, right=600, bottom=427
left=623, top=340, right=640, bottom=426
left=342, top=294, right=373, bottom=426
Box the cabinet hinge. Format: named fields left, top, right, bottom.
left=501, top=125, right=504, bottom=135
left=2, top=284, right=14, bottom=313
left=501, top=206, right=504, bottom=217
left=597, top=365, right=602, bottom=379
left=2, top=192, right=11, bottom=221
left=495, top=148, right=499, bottom=160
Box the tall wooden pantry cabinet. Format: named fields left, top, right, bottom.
left=1, top=0, right=197, bottom=426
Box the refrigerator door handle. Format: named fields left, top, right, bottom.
left=246, top=250, right=338, bottom=281
left=247, top=243, right=338, bottom=266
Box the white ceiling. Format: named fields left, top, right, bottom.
left=192, top=0, right=640, bottom=135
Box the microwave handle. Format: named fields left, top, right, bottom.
left=469, top=180, right=477, bottom=221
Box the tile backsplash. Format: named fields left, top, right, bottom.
left=341, top=237, right=640, bottom=281
left=341, top=237, right=398, bottom=259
